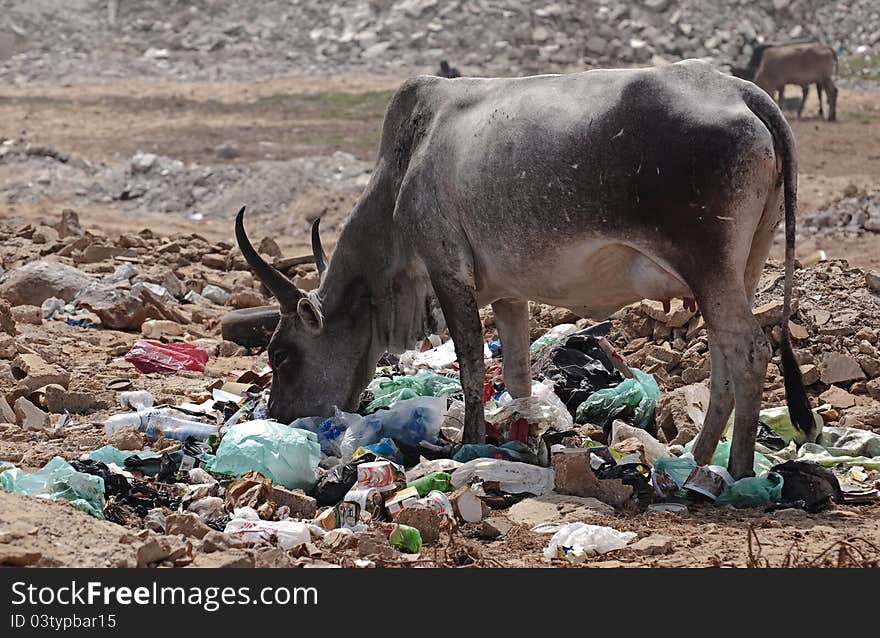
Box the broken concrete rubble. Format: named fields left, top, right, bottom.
left=551, top=449, right=633, bottom=509
left=0, top=260, right=93, bottom=307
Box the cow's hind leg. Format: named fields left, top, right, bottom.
left=698, top=286, right=770, bottom=479
left=690, top=335, right=734, bottom=465
left=816, top=82, right=824, bottom=119
left=798, top=85, right=808, bottom=119
left=492, top=299, right=531, bottom=398
left=823, top=77, right=838, bottom=122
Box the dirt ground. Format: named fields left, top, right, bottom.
left=2, top=72, right=880, bottom=568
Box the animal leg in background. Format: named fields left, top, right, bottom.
left=798, top=84, right=809, bottom=119
left=491, top=299, right=531, bottom=398
left=815, top=82, right=824, bottom=119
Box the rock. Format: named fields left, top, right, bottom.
left=201, top=531, right=239, bottom=553
left=395, top=504, right=440, bottom=545
left=108, top=426, right=146, bottom=451
left=10, top=305, right=41, bottom=325
left=0, top=335, right=16, bottom=359
left=322, top=529, right=358, bottom=551
left=189, top=549, right=255, bottom=568
left=646, top=343, right=681, bottom=367
left=131, top=152, right=157, bottom=173
left=551, top=448, right=633, bottom=508
left=838, top=404, right=880, bottom=429
left=293, top=272, right=320, bottom=292
left=507, top=494, right=615, bottom=526
left=32, top=225, right=59, bottom=245
left=258, top=237, right=283, bottom=258
left=858, top=356, right=880, bottom=379
left=644, top=0, right=670, bottom=12
left=0, top=547, right=42, bottom=566
left=201, top=284, right=230, bottom=305
left=449, top=486, right=489, bottom=523
left=356, top=531, right=397, bottom=560
left=141, top=319, right=185, bottom=339
left=656, top=381, right=709, bottom=445
left=0, top=261, right=93, bottom=306
left=228, top=291, right=267, bottom=309
left=143, top=509, right=166, bottom=533
left=0, top=300, right=16, bottom=336
left=14, top=397, right=50, bottom=430
left=56, top=209, right=84, bottom=239
left=74, top=243, right=125, bottom=264
left=272, top=486, right=317, bottom=519
left=0, top=396, right=16, bottom=423
left=867, top=378, right=880, bottom=401
left=215, top=143, right=240, bottom=159
left=682, top=367, right=711, bottom=384
left=585, top=35, right=608, bottom=55
left=819, top=352, right=866, bottom=385
left=753, top=300, right=785, bottom=327
left=136, top=534, right=192, bottom=567
left=800, top=363, right=821, bottom=386
left=43, top=384, right=94, bottom=414
left=819, top=385, right=856, bottom=409
left=478, top=516, right=514, bottom=539
left=11, top=353, right=70, bottom=395
left=866, top=271, right=880, bottom=293
left=619, top=535, right=675, bottom=557
left=165, top=512, right=212, bottom=540
left=201, top=254, right=227, bottom=270
left=789, top=321, right=809, bottom=340
left=76, top=286, right=147, bottom=330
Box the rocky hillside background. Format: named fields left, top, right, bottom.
left=0, top=0, right=878, bottom=84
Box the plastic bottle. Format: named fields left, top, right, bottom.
left=407, top=472, right=452, bottom=496
left=103, top=408, right=220, bottom=442
left=389, top=524, right=423, bottom=553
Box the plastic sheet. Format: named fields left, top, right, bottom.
left=124, top=339, right=208, bottom=374
left=209, top=420, right=321, bottom=490
left=366, top=372, right=461, bottom=411
left=716, top=472, right=784, bottom=508
left=541, top=522, right=636, bottom=562
left=0, top=456, right=105, bottom=518
left=450, top=458, right=554, bottom=495
left=486, top=380, right=574, bottom=434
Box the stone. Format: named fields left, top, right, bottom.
left=0, top=335, right=17, bottom=359
left=395, top=504, right=440, bottom=545
left=0, top=300, right=16, bottom=336
left=164, top=512, right=212, bottom=540
left=215, top=143, right=241, bottom=159
left=11, top=353, right=70, bottom=394
left=202, top=531, right=238, bottom=553
left=0, top=547, right=42, bottom=566
left=551, top=448, right=633, bottom=508
left=0, top=260, right=93, bottom=306
left=136, top=535, right=192, bottom=567
left=74, top=243, right=125, bottom=264
left=867, top=378, right=880, bottom=401
left=189, top=550, right=255, bottom=569
left=753, top=300, right=785, bottom=327
left=293, top=272, right=320, bottom=292
left=56, top=209, right=84, bottom=239
left=507, top=494, right=614, bottom=527
left=76, top=286, right=147, bottom=330
left=619, top=535, right=675, bottom=557
left=858, top=356, right=880, bottom=379
left=644, top=0, right=670, bottom=12
left=819, top=385, right=856, bottom=410
left=800, top=363, right=820, bottom=386
left=258, top=236, right=283, bottom=258
left=356, top=531, right=396, bottom=560
left=478, top=516, right=514, bottom=540
left=682, top=367, right=710, bottom=384
left=272, top=486, right=317, bottom=519
left=838, top=404, right=880, bottom=429
left=43, top=384, right=94, bottom=414
left=585, top=35, right=608, bottom=55
left=108, top=426, right=146, bottom=451
left=866, top=271, right=880, bottom=293
left=0, top=396, right=15, bottom=423
left=32, top=225, right=59, bottom=245
left=201, top=254, right=227, bottom=270
left=322, top=529, right=358, bottom=551
left=141, top=319, right=185, bottom=339
left=228, top=291, right=267, bottom=309
left=13, top=397, right=50, bottom=430
left=10, top=305, right=41, bottom=325
left=819, top=352, right=866, bottom=385
left=646, top=343, right=681, bottom=367
left=656, top=381, right=709, bottom=445
left=789, top=321, right=809, bottom=340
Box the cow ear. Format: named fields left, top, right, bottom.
left=297, top=297, right=324, bottom=335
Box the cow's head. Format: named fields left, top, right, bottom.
left=235, top=207, right=376, bottom=423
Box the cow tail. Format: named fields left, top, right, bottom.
left=741, top=84, right=816, bottom=439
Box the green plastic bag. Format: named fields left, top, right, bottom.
left=716, top=472, right=784, bottom=508
left=87, top=445, right=161, bottom=466
left=0, top=456, right=105, bottom=519
left=575, top=369, right=660, bottom=429
left=653, top=455, right=698, bottom=489
left=683, top=439, right=773, bottom=476
left=367, top=372, right=461, bottom=411
left=723, top=406, right=824, bottom=445
left=209, top=420, right=321, bottom=490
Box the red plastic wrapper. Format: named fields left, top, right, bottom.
left=124, top=340, right=209, bottom=374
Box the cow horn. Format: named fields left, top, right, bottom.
left=235, top=206, right=302, bottom=311
left=311, top=218, right=328, bottom=276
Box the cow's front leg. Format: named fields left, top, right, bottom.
left=491, top=299, right=531, bottom=398
left=429, top=269, right=486, bottom=444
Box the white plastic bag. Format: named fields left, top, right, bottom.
left=450, top=458, right=554, bottom=495
left=486, top=380, right=574, bottom=434
left=224, top=517, right=311, bottom=550
left=542, top=522, right=637, bottom=562
left=611, top=419, right=671, bottom=466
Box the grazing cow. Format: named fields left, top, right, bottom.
left=236, top=60, right=815, bottom=479
left=747, top=41, right=838, bottom=121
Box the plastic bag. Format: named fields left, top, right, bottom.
left=366, top=372, right=461, bottom=411
left=575, top=368, right=660, bottom=430
left=683, top=439, right=773, bottom=476
left=87, top=445, right=161, bottom=466
left=375, top=396, right=445, bottom=447
left=610, top=420, right=671, bottom=466
left=224, top=517, right=312, bottom=549
left=715, top=472, right=784, bottom=508
left=124, top=339, right=208, bottom=374
left=653, top=454, right=697, bottom=491
left=209, top=420, right=321, bottom=490
left=312, top=454, right=376, bottom=506
left=450, top=458, right=554, bottom=495
left=316, top=409, right=382, bottom=459
left=453, top=441, right=540, bottom=465
left=756, top=406, right=824, bottom=445
left=486, top=380, right=574, bottom=435
left=542, top=522, right=636, bottom=562
left=356, top=438, right=403, bottom=463
left=0, top=456, right=105, bottom=518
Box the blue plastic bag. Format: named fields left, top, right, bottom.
left=209, top=420, right=321, bottom=490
